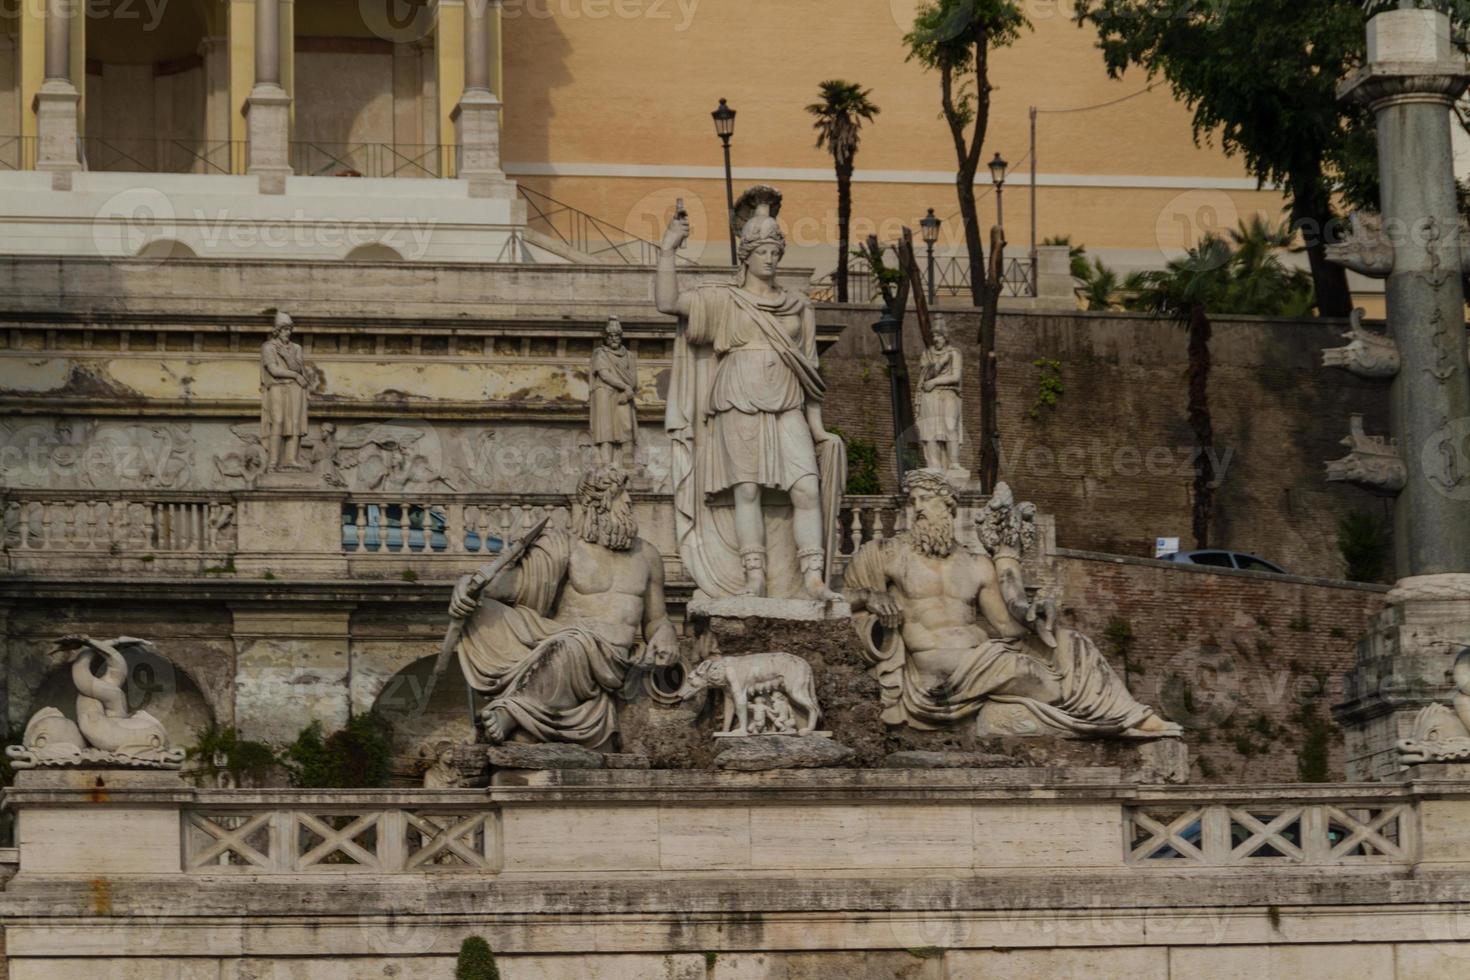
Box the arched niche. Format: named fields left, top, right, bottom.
left=136, top=239, right=199, bottom=259
left=345, top=242, right=405, bottom=262
left=25, top=645, right=215, bottom=753
left=369, top=654, right=475, bottom=782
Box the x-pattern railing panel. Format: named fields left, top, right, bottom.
left=184, top=808, right=498, bottom=873
left=404, top=812, right=493, bottom=870
left=1227, top=807, right=1305, bottom=862
left=184, top=812, right=274, bottom=870
left=1126, top=802, right=1416, bottom=867
left=1327, top=804, right=1410, bottom=860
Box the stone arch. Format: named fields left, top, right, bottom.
left=24, top=645, right=215, bottom=753
left=345, top=242, right=405, bottom=262
left=136, top=239, right=199, bottom=260
left=369, top=654, right=474, bottom=783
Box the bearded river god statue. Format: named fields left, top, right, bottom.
left=655, top=187, right=846, bottom=603
left=844, top=471, right=1181, bottom=739
left=447, top=467, right=680, bottom=747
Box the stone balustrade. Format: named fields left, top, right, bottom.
left=1, top=490, right=238, bottom=575
left=4, top=489, right=1014, bottom=585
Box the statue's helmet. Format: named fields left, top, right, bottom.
left=734, top=185, right=786, bottom=263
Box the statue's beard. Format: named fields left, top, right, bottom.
left=579, top=497, right=638, bottom=551
left=912, top=510, right=957, bottom=558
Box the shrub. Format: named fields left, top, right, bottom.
left=456, top=936, right=501, bottom=980
left=188, top=725, right=279, bottom=787
left=284, top=714, right=394, bottom=788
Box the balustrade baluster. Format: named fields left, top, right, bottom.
left=82, top=501, right=98, bottom=550
left=17, top=501, right=30, bottom=549
left=354, top=503, right=367, bottom=552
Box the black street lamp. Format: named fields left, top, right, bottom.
left=920, top=207, right=941, bottom=305
left=989, top=152, right=1009, bottom=229
left=712, top=98, right=738, bottom=266
left=871, top=310, right=906, bottom=483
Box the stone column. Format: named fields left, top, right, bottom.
left=1331, top=9, right=1470, bottom=780
left=34, top=0, right=81, bottom=187
left=245, top=0, right=292, bottom=193
left=451, top=0, right=512, bottom=199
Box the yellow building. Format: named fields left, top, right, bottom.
left=0, top=0, right=1381, bottom=305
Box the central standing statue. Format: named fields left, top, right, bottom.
left=656, top=187, right=845, bottom=601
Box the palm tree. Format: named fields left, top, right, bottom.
left=1079, top=257, right=1121, bottom=311
left=806, top=80, right=880, bottom=303
left=1126, top=221, right=1315, bottom=548
left=1224, top=214, right=1314, bottom=317
left=1127, top=235, right=1235, bottom=550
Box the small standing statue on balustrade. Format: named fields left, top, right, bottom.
left=588, top=315, right=638, bottom=467
left=916, top=315, right=964, bottom=474
left=260, top=310, right=310, bottom=471
left=656, top=186, right=846, bottom=602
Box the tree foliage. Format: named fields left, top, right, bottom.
left=807, top=80, right=880, bottom=303
left=1073, top=1, right=1470, bottom=316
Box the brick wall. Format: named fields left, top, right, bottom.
left=1055, top=551, right=1387, bottom=783
left=819, top=306, right=1395, bottom=580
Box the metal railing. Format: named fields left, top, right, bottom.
left=289, top=141, right=444, bottom=179
left=82, top=137, right=244, bottom=175
left=811, top=251, right=1036, bottom=303
left=518, top=185, right=699, bottom=266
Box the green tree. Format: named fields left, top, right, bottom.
left=806, top=80, right=880, bottom=304
left=904, top=0, right=1030, bottom=309
left=455, top=936, right=501, bottom=980
left=1125, top=220, right=1311, bottom=548
left=1071, top=1, right=1470, bottom=317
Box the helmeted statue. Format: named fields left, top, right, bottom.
left=447, top=466, right=679, bottom=747
left=844, top=471, right=1181, bottom=739
left=655, top=187, right=845, bottom=602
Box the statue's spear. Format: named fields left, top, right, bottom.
left=419, top=515, right=551, bottom=718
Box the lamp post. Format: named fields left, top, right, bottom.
left=712, top=98, right=738, bottom=266
left=920, top=207, right=941, bottom=305
left=871, top=310, right=906, bottom=483
left=989, top=152, right=1009, bottom=229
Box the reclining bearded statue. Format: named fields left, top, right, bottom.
left=844, top=471, right=1180, bottom=739
left=448, top=466, right=679, bottom=748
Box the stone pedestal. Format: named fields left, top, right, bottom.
left=233, top=490, right=349, bottom=578
left=245, top=84, right=292, bottom=194
left=713, top=734, right=855, bottom=771
left=452, top=89, right=515, bottom=200
left=1335, top=576, right=1470, bottom=781
left=33, top=80, right=80, bottom=189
